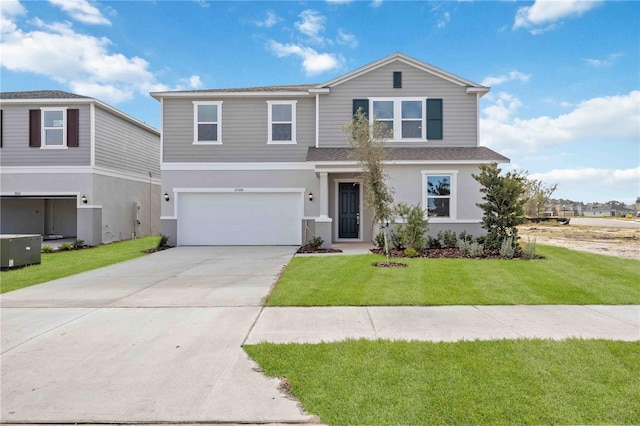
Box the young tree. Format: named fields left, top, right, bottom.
left=473, top=163, right=527, bottom=250
left=523, top=178, right=558, bottom=218
left=343, top=109, right=394, bottom=262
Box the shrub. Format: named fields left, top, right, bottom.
left=499, top=237, right=516, bottom=259
left=425, top=235, right=442, bottom=249
left=458, top=230, right=474, bottom=243
left=308, top=236, right=324, bottom=250
left=437, top=230, right=457, bottom=248
left=41, top=245, right=55, bottom=253
left=403, top=247, right=419, bottom=258
left=72, top=239, right=85, bottom=250
left=390, top=230, right=404, bottom=251
left=58, top=243, right=73, bottom=251
left=159, top=234, right=170, bottom=247
left=458, top=239, right=472, bottom=256
left=374, top=232, right=386, bottom=249
left=522, top=238, right=537, bottom=260
left=394, top=203, right=429, bottom=251
left=470, top=241, right=484, bottom=257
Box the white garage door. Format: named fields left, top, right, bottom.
left=177, top=191, right=303, bottom=246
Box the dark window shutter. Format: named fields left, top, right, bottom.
left=67, top=109, right=79, bottom=147
left=426, top=98, right=443, bottom=140
left=352, top=99, right=369, bottom=118
left=29, top=109, right=41, bottom=147
left=393, top=71, right=402, bottom=88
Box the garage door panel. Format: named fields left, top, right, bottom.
left=177, top=192, right=302, bottom=246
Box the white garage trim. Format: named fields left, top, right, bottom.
left=176, top=188, right=304, bottom=246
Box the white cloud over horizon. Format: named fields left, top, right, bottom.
left=514, top=0, right=602, bottom=34
left=267, top=40, right=342, bottom=75
left=480, top=90, right=640, bottom=155
left=481, top=70, right=531, bottom=87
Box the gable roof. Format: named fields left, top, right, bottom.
left=316, top=52, right=489, bottom=95
left=307, top=147, right=509, bottom=164
left=0, top=90, right=90, bottom=100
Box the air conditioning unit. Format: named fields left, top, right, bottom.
left=1, top=235, right=42, bottom=269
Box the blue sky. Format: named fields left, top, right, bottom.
left=1, top=0, right=638, bottom=204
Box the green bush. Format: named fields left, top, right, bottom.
left=522, top=238, right=537, bottom=259
left=499, top=237, right=516, bottom=259
left=394, top=203, right=429, bottom=251
left=426, top=235, right=442, bottom=249
left=307, top=236, right=324, bottom=250
left=403, top=247, right=419, bottom=258
left=390, top=230, right=404, bottom=250
left=159, top=234, right=170, bottom=247
left=457, top=239, right=471, bottom=256
left=58, top=243, right=73, bottom=251
left=41, top=245, right=55, bottom=253
left=72, top=239, right=85, bottom=250
left=458, top=230, right=474, bottom=243
left=374, top=232, right=386, bottom=249
left=470, top=241, right=485, bottom=257
left=437, top=230, right=457, bottom=248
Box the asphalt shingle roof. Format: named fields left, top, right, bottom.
left=163, top=84, right=318, bottom=94
left=307, top=146, right=509, bottom=163
left=0, top=90, right=90, bottom=100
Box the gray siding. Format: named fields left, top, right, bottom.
left=0, top=103, right=91, bottom=166
left=94, top=106, right=160, bottom=177
left=162, top=97, right=315, bottom=163
left=319, top=61, right=479, bottom=148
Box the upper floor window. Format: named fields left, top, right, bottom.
left=353, top=98, right=443, bottom=141
left=422, top=171, right=457, bottom=220
left=193, top=101, right=222, bottom=144
left=42, top=108, right=66, bottom=147
left=29, top=108, right=79, bottom=149
left=267, top=101, right=296, bottom=144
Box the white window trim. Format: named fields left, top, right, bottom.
left=41, top=107, right=68, bottom=149
left=370, top=97, right=426, bottom=142
left=422, top=170, right=457, bottom=221
left=267, top=100, right=297, bottom=144
left=193, top=101, right=222, bottom=145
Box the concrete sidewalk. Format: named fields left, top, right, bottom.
left=246, top=305, right=640, bottom=344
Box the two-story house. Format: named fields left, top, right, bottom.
left=0, top=90, right=161, bottom=246
left=152, top=53, right=508, bottom=247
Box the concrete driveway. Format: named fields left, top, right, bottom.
left=1, top=246, right=316, bottom=423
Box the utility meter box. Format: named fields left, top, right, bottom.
left=1, top=235, right=42, bottom=269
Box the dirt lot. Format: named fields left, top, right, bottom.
left=518, top=222, right=640, bottom=260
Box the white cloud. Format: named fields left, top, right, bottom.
left=0, top=9, right=197, bottom=103
left=295, top=10, right=326, bottom=44
left=337, top=29, right=358, bottom=48
left=48, top=0, right=111, bottom=26
left=437, top=11, right=450, bottom=29
left=267, top=40, right=341, bottom=75
left=370, top=0, right=383, bottom=8
left=0, top=0, right=26, bottom=33
left=584, top=52, right=623, bottom=68
left=176, top=75, right=204, bottom=90
left=481, top=90, right=640, bottom=154
left=514, top=0, right=601, bottom=34
left=254, top=11, right=281, bottom=28
left=326, top=0, right=352, bottom=4
left=481, top=71, right=531, bottom=87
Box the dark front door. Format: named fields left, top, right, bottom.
left=338, top=183, right=360, bottom=239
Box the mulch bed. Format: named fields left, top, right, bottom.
left=144, top=245, right=174, bottom=253
left=372, top=261, right=408, bottom=267
left=297, top=246, right=343, bottom=254
left=370, top=247, right=543, bottom=260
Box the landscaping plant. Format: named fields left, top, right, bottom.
left=394, top=202, right=429, bottom=251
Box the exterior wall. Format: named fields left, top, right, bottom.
left=94, top=106, right=160, bottom=177
left=319, top=61, right=479, bottom=148
left=0, top=198, right=46, bottom=235
left=93, top=174, right=161, bottom=243
left=0, top=103, right=91, bottom=166
left=162, top=97, right=315, bottom=163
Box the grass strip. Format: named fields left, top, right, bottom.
left=268, top=245, right=640, bottom=306
left=246, top=339, right=640, bottom=425
left=1, top=235, right=161, bottom=293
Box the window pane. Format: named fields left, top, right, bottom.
left=272, top=123, right=292, bottom=141
left=373, top=101, right=393, bottom=119
left=378, top=120, right=394, bottom=133
left=272, top=104, right=292, bottom=122
left=402, top=101, right=422, bottom=119
left=45, top=129, right=64, bottom=145
left=427, top=176, right=450, bottom=196
left=428, top=198, right=450, bottom=217
left=44, top=110, right=63, bottom=127
left=198, top=105, right=217, bottom=123
left=198, top=123, right=217, bottom=141
left=402, top=121, right=422, bottom=138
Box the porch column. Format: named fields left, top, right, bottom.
left=319, top=172, right=329, bottom=218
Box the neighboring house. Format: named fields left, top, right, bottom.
left=152, top=53, right=508, bottom=247
left=0, top=91, right=161, bottom=246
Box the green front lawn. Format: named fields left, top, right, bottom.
left=0, top=235, right=161, bottom=293
left=267, top=245, right=640, bottom=306
left=245, top=339, right=640, bottom=425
